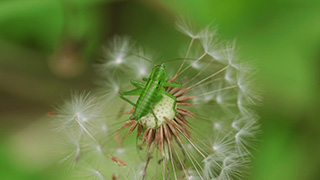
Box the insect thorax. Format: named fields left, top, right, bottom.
left=149, top=64, right=168, bottom=82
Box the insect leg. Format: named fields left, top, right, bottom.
left=120, top=88, right=143, bottom=95
left=119, top=95, right=136, bottom=106
left=119, top=88, right=143, bottom=106
left=130, top=80, right=145, bottom=88
left=150, top=108, right=159, bottom=127
left=142, top=78, right=149, bottom=82
left=161, top=89, right=177, bottom=101
left=163, top=82, right=182, bottom=87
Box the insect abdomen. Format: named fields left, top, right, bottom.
left=134, top=80, right=161, bottom=120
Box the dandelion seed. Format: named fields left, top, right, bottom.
left=57, top=132, right=82, bottom=170
left=53, top=92, right=102, bottom=134
left=95, top=78, right=122, bottom=107
left=176, top=17, right=201, bottom=39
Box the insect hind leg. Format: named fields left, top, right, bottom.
left=150, top=107, right=159, bottom=127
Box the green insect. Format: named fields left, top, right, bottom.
left=119, top=64, right=181, bottom=124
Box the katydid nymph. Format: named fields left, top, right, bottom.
left=119, top=64, right=181, bottom=128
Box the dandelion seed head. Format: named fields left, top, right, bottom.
left=54, top=18, right=260, bottom=180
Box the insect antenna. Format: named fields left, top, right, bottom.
left=160, top=57, right=197, bottom=64
left=129, top=52, right=156, bottom=65
left=113, top=50, right=156, bottom=65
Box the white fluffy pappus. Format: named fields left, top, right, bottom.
left=53, top=92, right=105, bottom=134
left=53, top=92, right=129, bottom=179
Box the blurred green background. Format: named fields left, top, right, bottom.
left=0, top=0, right=319, bottom=179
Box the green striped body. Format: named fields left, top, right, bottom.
left=134, top=64, right=167, bottom=120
